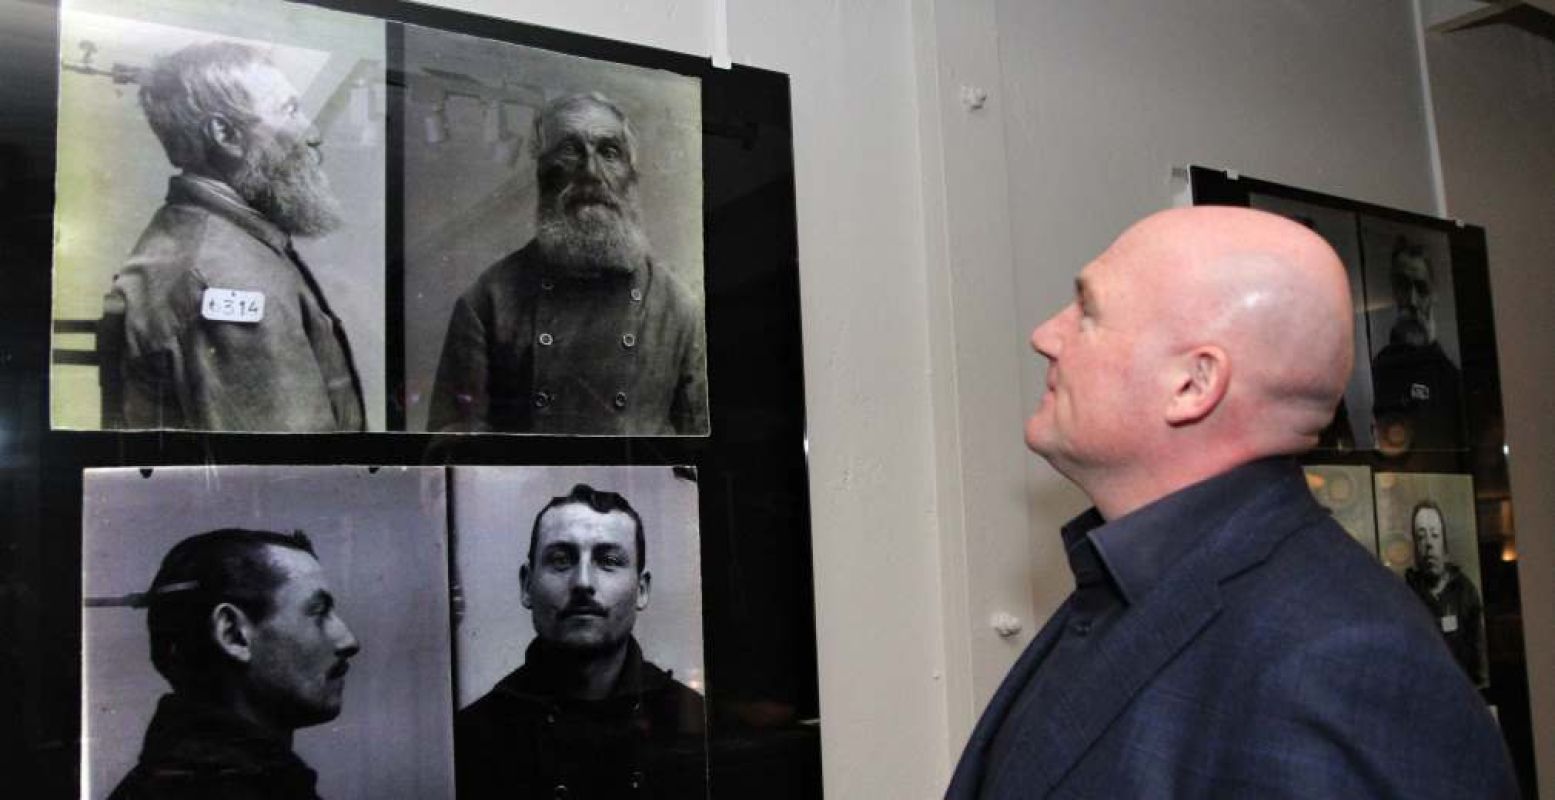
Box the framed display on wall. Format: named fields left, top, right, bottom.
left=1, top=0, right=820, bottom=797
left=1189, top=165, right=1533, bottom=789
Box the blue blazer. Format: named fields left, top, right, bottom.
left=946, top=461, right=1518, bottom=799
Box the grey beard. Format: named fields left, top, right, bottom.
left=1389, top=313, right=1435, bottom=347
left=229, top=142, right=343, bottom=238
left=534, top=202, right=649, bottom=278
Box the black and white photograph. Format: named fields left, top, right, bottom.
left=82, top=466, right=454, bottom=799
left=1303, top=464, right=1377, bottom=555
left=52, top=0, right=387, bottom=432
left=1358, top=216, right=1466, bottom=455
left=1374, top=471, right=1488, bottom=688
left=1249, top=193, right=1372, bottom=450
left=449, top=466, right=708, bottom=798
left=402, top=26, right=709, bottom=436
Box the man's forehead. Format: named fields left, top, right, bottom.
left=537, top=503, right=635, bottom=545
left=264, top=545, right=327, bottom=594
left=543, top=103, right=625, bottom=141
left=1394, top=255, right=1432, bottom=280
left=237, top=63, right=299, bottom=108
left=1414, top=507, right=1444, bottom=528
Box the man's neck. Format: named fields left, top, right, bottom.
left=542, top=638, right=632, bottom=701
left=221, top=686, right=295, bottom=747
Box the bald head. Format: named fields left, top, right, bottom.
left=1026, top=206, right=1352, bottom=518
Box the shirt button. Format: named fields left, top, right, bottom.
left=621, top=333, right=637, bottom=349
left=541, top=279, right=555, bottom=291
left=630, top=288, right=643, bottom=302
left=1071, top=620, right=1093, bottom=637
left=613, top=392, right=628, bottom=409
left=534, top=391, right=551, bottom=409
left=538, top=332, right=554, bottom=346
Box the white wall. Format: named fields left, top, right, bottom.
left=1427, top=19, right=1555, bottom=798
left=417, top=2, right=952, bottom=798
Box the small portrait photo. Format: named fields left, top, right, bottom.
left=53, top=0, right=387, bottom=432
left=1250, top=194, right=1371, bottom=450
left=1358, top=216, right=1465, bottom=454
left=1374, top=471, right=1487, bottom=688
left=449, top=466, right=708, bottom=798
left=82, top=466, right=454, bottom=799
left=1303, top=464, right=1377, bottom=555
left=402, top=26, right=709, bottom=436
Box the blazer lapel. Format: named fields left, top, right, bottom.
left=945, top=599, right=1073, bottom=799
left=983, top=567, right=1222, bottom=798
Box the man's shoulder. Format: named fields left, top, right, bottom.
left=120, top=201, right=285, bottom=295
left=456, top=665, right=545, bottom=729
left=1219, top=508, right=1434, bottom=641
left=645, top=260, right=700, bottom=316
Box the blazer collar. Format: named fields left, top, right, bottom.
left=981, top=458, right=1325, bottom=797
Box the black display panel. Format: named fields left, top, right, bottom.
left=1, top=0, right=820, bottom=796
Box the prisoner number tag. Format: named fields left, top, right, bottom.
left=202, top=288, right=265, bottom=323
left=1440, top=615, right=1459, bottom=633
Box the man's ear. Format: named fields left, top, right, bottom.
left=210, top=602, right=253, bottom=664
left=519, top=563, right=533, bottom=609
left=1165, top=346, right=1230, bottom=425
left=635, top=570, right=652, bottom=612
left=203, top=114, right=245, bottom=162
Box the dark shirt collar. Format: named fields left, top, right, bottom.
left=505, top=635, right=668, bottom=705
left=167, top=173, right=291, bottom=255
left=1062, top=457, right=1297, bottom=606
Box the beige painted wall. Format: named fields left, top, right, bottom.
left=1427, top=19, right=1555, bottom=797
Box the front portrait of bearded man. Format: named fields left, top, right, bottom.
left=428, top=92, right=708, bottom=436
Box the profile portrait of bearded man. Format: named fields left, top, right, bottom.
left=428, top=92, right=709, bottom=436
left=101, top=40, right=365, bottom=432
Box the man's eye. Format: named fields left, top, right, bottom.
left=544, top=552, right=575, bottom=568
left=599, top=143, right=622, bottom=160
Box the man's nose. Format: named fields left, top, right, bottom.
left=1030, top=306, right=1070, bottom=359
left=569, top=559, right=597, bottom=592
left=333, top=616, right=361, bottom=659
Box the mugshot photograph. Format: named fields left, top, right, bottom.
left=402, top=27, right=709, bottom=436
left=1359, top=218, right=1467, bottom=455
left=1374, top=471, right=1490, bottom=689
left=81, top=466, right=454, bottom=800
left=449, top=467, right=708, bottom=799
left=52, top=0, right=387, bottom=432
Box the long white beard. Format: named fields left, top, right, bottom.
left=534, top=191, right=649, bottom=277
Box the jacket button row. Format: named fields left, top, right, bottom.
left=621, top=333, right=636, bottom=349
left=630, top=288, right=643, bottom=302
left=538, top=332, right=554, bottom=346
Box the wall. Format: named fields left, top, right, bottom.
left=1427, top=19, right=1555, bottom=797
left=418, top=2, right=952, bottom=798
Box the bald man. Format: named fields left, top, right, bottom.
left=946, top=208, right=1517, bottom=799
